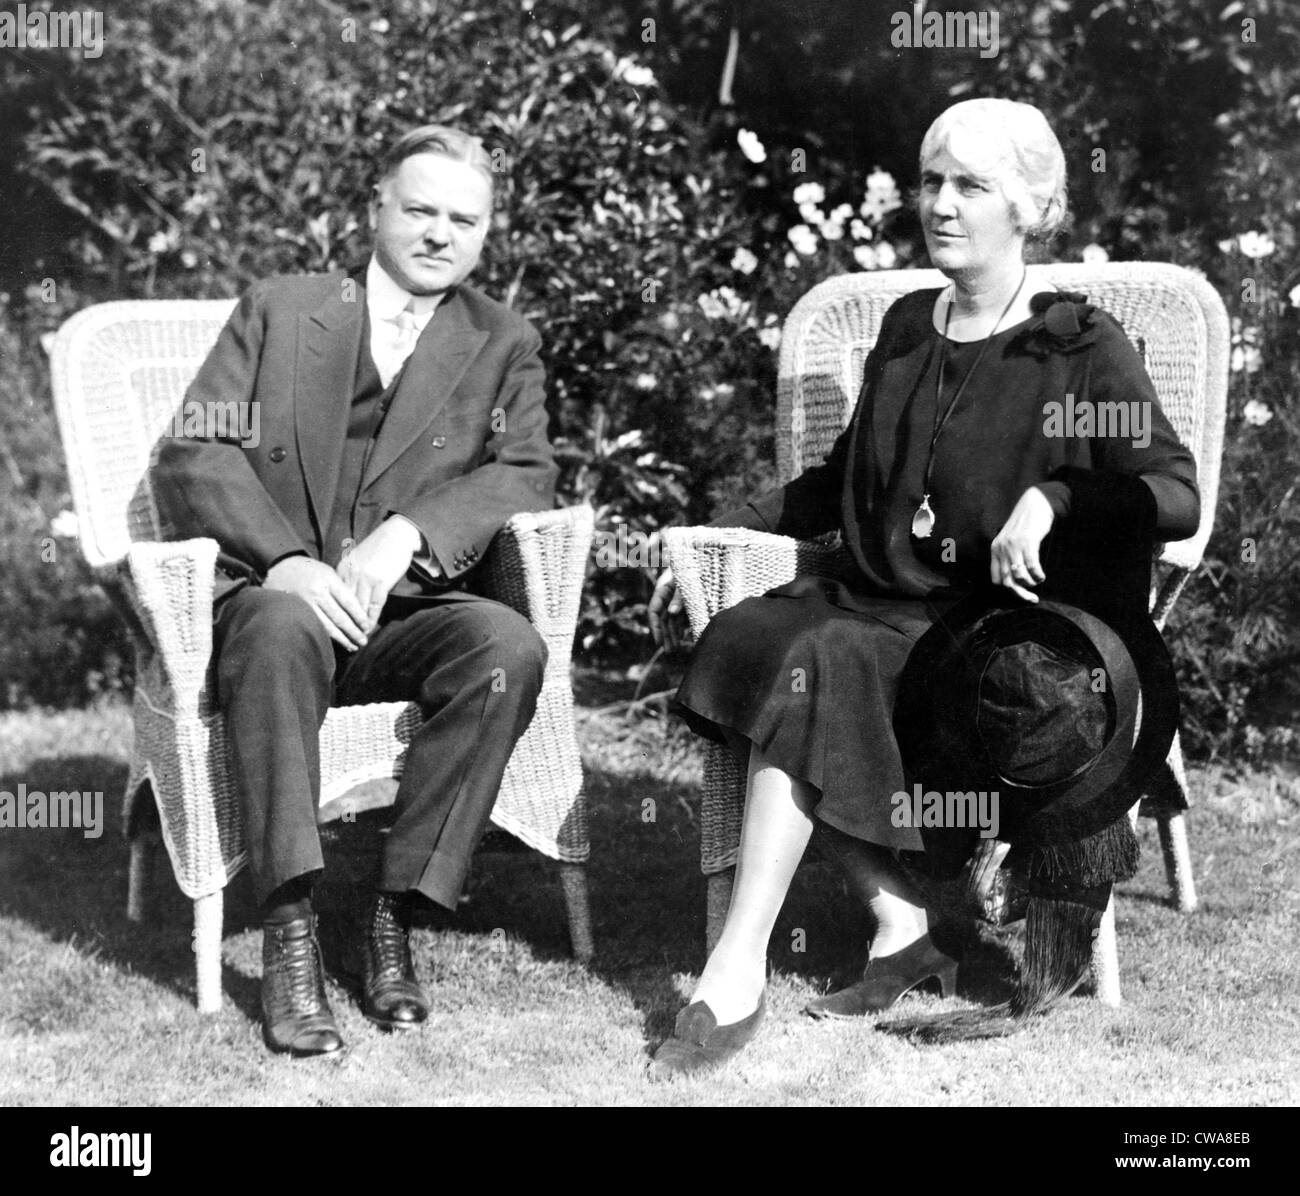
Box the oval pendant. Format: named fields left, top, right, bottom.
left=911, top=495, right=935, bottom=540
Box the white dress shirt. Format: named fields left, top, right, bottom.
left=360, top=256, right=443, bottom=569
left=366, top=256, right=442, bottom=388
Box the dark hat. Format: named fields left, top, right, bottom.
left=893, top=589, right=1179, bottom=877
left=882, top=588, right=1181, bottom=1043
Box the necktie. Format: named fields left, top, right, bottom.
left=388, top=302, right=419, bottom=382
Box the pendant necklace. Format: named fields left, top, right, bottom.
left=911, top=269, right=1028, bottom=540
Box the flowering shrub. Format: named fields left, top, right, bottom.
left=2, top=0, right=1296, bottom=755
left=1167, top=230, right=1300, bottom=763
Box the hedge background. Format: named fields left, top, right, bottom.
left=1, top=0, right=1296, bottom=764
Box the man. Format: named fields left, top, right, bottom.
left=154, top=126, right=557, bottom=1057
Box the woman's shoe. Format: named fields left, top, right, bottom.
left=804, top=933, right=958, bottom=1019
left=647, top=994, right=766, bottom=1081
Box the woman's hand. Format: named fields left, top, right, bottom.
left=990, top=486, right=1055, bottom=603
left=648, top=567, right=687, bottom=650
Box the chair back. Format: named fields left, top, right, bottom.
left=776, top=263, right=1229, bottom=571
left=49, top=299, right=238, bottom=569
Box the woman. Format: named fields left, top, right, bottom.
left=646, top=98, right=1200, bottom=1079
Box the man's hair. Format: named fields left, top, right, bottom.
left=376, top=125, right=496, bottom=199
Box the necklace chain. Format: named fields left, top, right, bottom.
left=911, top=270, right=1028, bottom=541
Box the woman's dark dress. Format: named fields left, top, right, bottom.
left=674, top=288, right=1200, bottom=851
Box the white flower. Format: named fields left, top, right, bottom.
left=180, top=250, right=199, bottom=269
left=698, top=292, right=727, bottom=320
left=1290, top=283, right=1300, bottom=308
left=730, top=247, right=759, bottom=275
left=1082, top=243, right=1109, bottom=264
left=1230, top=345, right=1262, bottom=374
left=853, top=244, right=878, bottom=270
left=798, top=201, right=825, bottom=225
left=758, top=324, right=782, bottom=350
left=874, top=241, right=898, bottom=270
left=147, top=230, right=173, bottom=254
left=819, top=219, right=845, bottom=242
left=792, top=182, right=825, bottom=206
left=1242, top=400, right=1273, bottom=426
left=787, top=224, right=819, bottom=256
left=831, top=203, right=854, bottom=223
left=370, top=17, right=390, bottom=33
left=615, top=58, right=656, bottom=87
left=865, top=168, right=899, bottom=199
left=634, top=372, right=657, bottom=391
left=1238, top=231, right=1275, bottom=259
left=720, top=287, right=747, bottom=318
left=50, top=509, right=79, bottom=539
left=698, top=286, right=747, bottom=321
left=783, top=250, right=801, bottom=270
left=849, top=219, right=871, bottom=242
left=737, top=128, right=767, bottom=164
left=861, top=168, right=902, bottom=221
left=1217, top=238, right=1236, bottom=254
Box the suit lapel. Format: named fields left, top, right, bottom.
left=295, top=281, right=365, bottom=541
left=361, top=288, right=489, bottom=490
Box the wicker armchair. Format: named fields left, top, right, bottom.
left=664, top=263, right=1229, bottom=1005
left=49, top=299, right=595, bottom=1013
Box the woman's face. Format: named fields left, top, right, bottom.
left=919, top=141, right=1025, bottom=279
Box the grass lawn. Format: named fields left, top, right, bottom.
left=1, top=677, right=1297, bottom=1107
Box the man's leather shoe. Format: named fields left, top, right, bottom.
left=361, top=891, right=430, bottom=1030
left=647, top=995, right=765, bottom=1081
left=261, top=916, right=345, bottom=1057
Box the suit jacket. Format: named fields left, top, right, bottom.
left=154, top=272, right=558, bottom=601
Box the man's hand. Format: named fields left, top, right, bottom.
left=264, top=557, right=371, bottom=650
left=989, top=485, right=1055, bottom=603
left=337, top=516, right=423, bottom=630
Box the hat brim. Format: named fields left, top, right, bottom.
left=894, top=589, right=1178, bottom=850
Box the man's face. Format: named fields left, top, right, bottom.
left=369, top=153, right=491, bottom=296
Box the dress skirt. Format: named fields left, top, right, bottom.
left=673, top=574, right=951, bottom=853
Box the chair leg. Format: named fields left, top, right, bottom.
left=559, top=862, right=595, bottom=962
left=1090, top=890, right=1122, bottom=1007
left=126, top=834, right=156, bottom=923
left=1157, top=810, right=1197, bottom=912
left=1156, top=734, right=1198, bottom=912
left=705, top=868, right=735, bottom=955
left=193, top=890, right=224, bottom=1014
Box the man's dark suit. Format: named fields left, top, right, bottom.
left=154, top=270, right=559, bottom=909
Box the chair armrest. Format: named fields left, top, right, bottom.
left=662, top=527, right=851, bottom=636
left=123, top=538, right=219, bottom=717
left=478, top=506, right=594, bottom=647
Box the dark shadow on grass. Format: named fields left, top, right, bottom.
left=0, top=756, right=219, bottom=1011
left=0, top=739, right=1023, bottom=1059
left=563, top=752, right=1023, bottom=1060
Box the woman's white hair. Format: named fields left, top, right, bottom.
left=920, top=98, right=1068, bottom=241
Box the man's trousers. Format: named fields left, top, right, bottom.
left=212, top=584, right=548, bottom=909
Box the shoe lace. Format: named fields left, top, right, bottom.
left=369, top=896, right=412, bottom=981
left=266, top=921, right=327, bottom=1016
